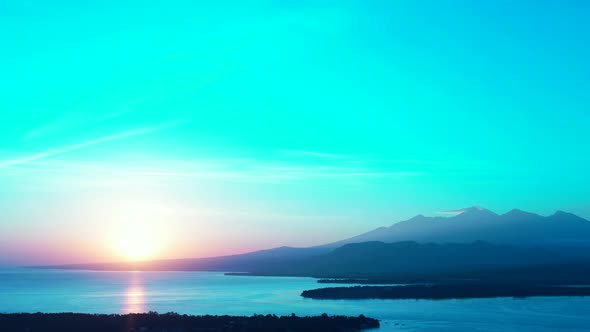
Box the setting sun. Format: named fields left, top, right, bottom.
left=111, top=223, right=163, bottom=261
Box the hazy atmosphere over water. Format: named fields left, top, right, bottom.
left=1, top=0, right=590, bottom=265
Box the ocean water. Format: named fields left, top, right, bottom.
left=1, top=269, right=590, bottom=331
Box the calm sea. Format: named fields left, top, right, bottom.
left=1, top=268, right=589, bottom=331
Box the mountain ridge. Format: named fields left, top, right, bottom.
left=43, top=206, right=590, bottom=273
left=320, top=206, right=590, bottom=248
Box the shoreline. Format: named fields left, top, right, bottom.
left=301, top=284, right=590, bottom=300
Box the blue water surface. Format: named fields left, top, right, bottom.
left=1, top=268, right=589, bottom=331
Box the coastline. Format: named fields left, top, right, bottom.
left=301, top=284, right=590, bottom=300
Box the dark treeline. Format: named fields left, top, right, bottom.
left=0, top=312, right=380, bottom=332
left=301, top=284, right=590, bottom=300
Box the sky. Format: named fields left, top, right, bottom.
left=1, top=0, right=589, bottom=265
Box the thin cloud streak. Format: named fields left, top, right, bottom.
left=278, top=149, right=353, bottom=160
left=23, top=110, right=140, bottom=141
left=436, top=206, right=484, bottom=215
left=0, top=119, right=188, bottom=169
left=3, top=156, right=423, bottom=187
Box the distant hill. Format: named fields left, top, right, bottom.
left=46, top=246, right=330, bottom=271
left=322, top=206, right=590, bottom=248
left=50, top=240, right=573, bottom=280
left=45, top=207, right=590, bottom=277
left=245, top=241, right=567, bottom=278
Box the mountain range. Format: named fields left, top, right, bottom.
left=48, top=206, right=590, bottom=277
left=323, top=206, right=590, bottom=248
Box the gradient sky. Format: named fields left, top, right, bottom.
left=1, top=0, right=589, bottom=265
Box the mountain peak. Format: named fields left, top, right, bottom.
left=502, top=209, right=539, bottom=218
left=449, top=206, right=498, bottom=222
left=457, top=206, right=496, bottom=215
left=549, top=210, right=586, bottom=222
left=553, top=210, right=572, bottom=217
left=463, top=205, right=488, bottom=213
left=438, top=205, right=492, bottom=215
left=322, top=206, right=590, bottom=249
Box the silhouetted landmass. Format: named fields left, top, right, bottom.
left=44, top=208, right=590, bottom=277
left=315, top=262, right=590, bottom=285
left=0, top=312, right=379, bottom=332
left=301, top=284, right=590, bottom=300
left=33, top=207, right=590, bottom=303
left=224, top=243, right=590, bottom=289
left=48, top=241, right=569, bottom=278
left=42, top=246, right=329, bottom=272
left=49, top=239, right=590, bottom=289
left=317, top=279, right=412, bottom=285
left=222, top=241, right=573, bottom=279
left=271, top=241, right=565, bottom=277
left=318, top=262, right=590, bottom=285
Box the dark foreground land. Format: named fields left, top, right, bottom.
left=0, top=312, right=380, bottom=332
left=301, top=283, right=590, bottom=300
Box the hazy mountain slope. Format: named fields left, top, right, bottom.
left=248, top=241, right=566, bottom=277
left=46, top=207, right=590, bottom=274
left=50, top=241, right=570, bottom=278
left=48, top=246, right=330, bottom=271
left=322, top=207, right=590, bottom=248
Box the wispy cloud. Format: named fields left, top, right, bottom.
left=278, top=150, right=353, bottom=160
left=3, top=147, right=490, bottom=189
left=437, top=206, right=484, bottom=215
left=23, top=110, right=141, bottom=141
left=437, top=210, right=465, bottom=216
left=3, top=161, right=423, bottom=192
left=0, top=119, right=187, bottom=168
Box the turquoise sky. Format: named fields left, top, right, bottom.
left=1, top=1, right=589, bottom=264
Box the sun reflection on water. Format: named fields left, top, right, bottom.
left=124, top=272, right=146, bottom=313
